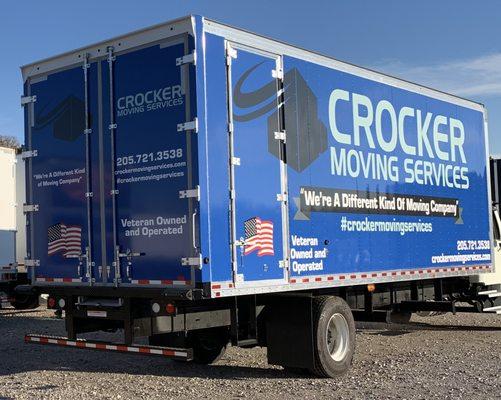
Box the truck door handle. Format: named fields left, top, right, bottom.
left=192, top=211, right=197, bottom=249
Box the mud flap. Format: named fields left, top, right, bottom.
left=266, top=294, right=315, bottom=369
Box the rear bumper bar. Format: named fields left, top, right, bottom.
left=25, top=334, right=193, bottom=361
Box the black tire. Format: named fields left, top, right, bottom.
left=190, top=327, right=229, bottom=364
left=310, top=296, right=356, bottom=378
left=10, top=294, right=39, bottom=310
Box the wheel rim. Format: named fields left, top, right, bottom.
left=326, top=313, right=349, bottom=362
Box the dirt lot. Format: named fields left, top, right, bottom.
left=0, top=307, right=500, bottom=400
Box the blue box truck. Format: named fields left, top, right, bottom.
left=20, top=16, right=498, bottom=377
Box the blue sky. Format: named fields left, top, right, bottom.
left=0, top=0, right=500, bottom=154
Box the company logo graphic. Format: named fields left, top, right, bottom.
left=233, top=64, right=327, bottom=172
left=116, top=85, right=184, bottom=117
left=35, top=96, right=85, bottom=142
left=47, top=223, right=82, bottom=258
left=244, top=217, right=274, bottom=257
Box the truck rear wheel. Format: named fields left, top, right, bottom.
left=310, top=296, right=355, bottom=378
left=10, top=294, right=39, bottom=310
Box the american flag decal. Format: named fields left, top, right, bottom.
left=48, top=223, right=82, bottom=257
left=244, top=217, right=274, bottom=257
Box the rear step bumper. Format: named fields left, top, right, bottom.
left=25, top=334, right=193, bottom=361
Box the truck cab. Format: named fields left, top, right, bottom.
left=469, top=157, right=501, bottom=306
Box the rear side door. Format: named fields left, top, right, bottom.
left=101, top=36, right=198, bottom=285
left=226, top=43, right=289, bottom=285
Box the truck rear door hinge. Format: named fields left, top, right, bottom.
left=21, top=149, right=38, bottom=159
left=179, top=185, right=200, bottom=201
left=21, top=95, right=37, bottom=106
left=272, top=68, right=284, bottom=81
left=276, top=193, right=287, bottom=202
left=107, top=46, right=116, bottom=63
left=23, top=204, right=39, bottom=213
left=177, top=118, right=198, bottom=133
left=25, top=259, right=40, bottom=267
left=176, top=52, right=196, bottom=66
left=233, top=272, right=244, bottom=283
left=226, top=46, right=237, bottom=65
left=274, top=131, right=286, bottom=142
left=181, top=256, right=202, bottom=268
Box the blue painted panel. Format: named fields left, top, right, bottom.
left=88, top=61, right=103, bottom=281
left=202, top=33, right=232, bottom=283
left=99, top=59, right=115, bottom=282
left=110, top=41, right=196, bottom=283
left=29, top=66, right=88, bottom=281
left=231, top=49, right=285, bottom=282
left=193, top=16, right=211, bottom=284
left=283, top=56, right=491, bottom=278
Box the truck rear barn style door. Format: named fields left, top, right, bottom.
left=102, top=36, right=198, bottom=286
left=25, top=35, right=198, bottom=287
left=25, top=64, right=95, bottom=284
left=226, top=43, right=289, bottom=285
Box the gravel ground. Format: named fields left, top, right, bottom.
left=0, top=307, right=500, bottom=400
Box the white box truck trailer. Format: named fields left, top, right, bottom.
left=0, top=146, right=38, bottom=309
left=19, top=16, right=499, bottom=377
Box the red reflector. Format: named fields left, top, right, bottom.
left=165, top=303, right=176, bottom=315
left=47, top=298, right=56, bottom=308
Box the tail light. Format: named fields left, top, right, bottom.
left=165, top=303, right=176, bottom=315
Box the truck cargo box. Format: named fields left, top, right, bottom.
left=21, top=16, right=493, bottom=298
left=0, top=146, right=17, bottom=278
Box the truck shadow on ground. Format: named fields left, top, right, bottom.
left=0, top=353, right=297, bottom=380
left=358, top=320, right=501, bottom=337
left=0, top=314, right=301, bottom=380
